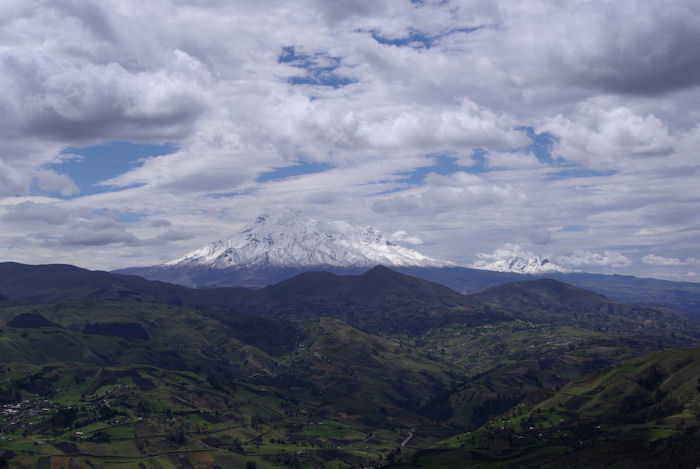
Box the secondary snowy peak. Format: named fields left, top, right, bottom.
left=165, top=211, right=453, bottom=269
left=476, top=256, right=569, bottom=274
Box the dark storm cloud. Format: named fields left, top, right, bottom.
left=571, top=18, right=700, bottom=95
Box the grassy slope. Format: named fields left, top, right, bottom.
left=1, top=265, right=699, bottom=467
left=400, top=279, right=699, bottom=430
left=238, top=266, right=477, bottom=335
left=0, top=315, right=464, bottom=468
left=400, top=346, right=700, bottom=468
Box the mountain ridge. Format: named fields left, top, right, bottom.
left=111, top=210, right=700, bottom=319
left=411, top=345, right=700, bottom=468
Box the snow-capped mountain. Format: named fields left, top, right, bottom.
left=165, top=211, right=452, bottom=269
left=475, top=255, right=569, bottom=274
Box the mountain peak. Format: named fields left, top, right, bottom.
left=164, top=211, right=453, bottom=269
left=475, top=255, right=569, bottom=274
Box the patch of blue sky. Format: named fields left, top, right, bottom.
left=391, top=129, right=580, bottom=187
left=370, top=26, right=483, bottom=49
left=488, top=127, right=614, bottom=180
left=257, top=161, right=334, bottom=183
left=279, top=46, right=356, bottom=88
left=289, top=74, right=356, bottom=88
left=47, top=141, right=177, bottom=198
left=278, top=46, right=304, bottom=63
left=513, top=126, right=559, bottom=164
left=398, top=152, right=488, bottom=185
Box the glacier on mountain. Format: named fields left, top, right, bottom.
left=164, top=211, right=453, bottom=269
left=474, top=255, right=570, bottom=274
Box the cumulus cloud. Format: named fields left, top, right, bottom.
left=490, top=0, right=700, bottom=96
left=473, top=243, right=536, bottom=263
left=540, top=102, right=675, bottom=168
left=642, top=254, right=700, bottom=266
left=33, top=169, right=79, bottom=196
left=0, top=200, right=192, bottom=250
left=484, top=150, right=542, bottom=170
left=373, top=172, right=522, bottom=214
left=642, top=254, right=682, bottom=266
left=557, top=250, right=633, bottom=268
left=391, top=230, right=423, bottom=245
left=52, top=223, right=139, bottom=247
left=0, top=0, right=698, bottom=277
left=2, top=201, right=78, bottom=225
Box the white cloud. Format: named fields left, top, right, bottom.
left=33, top=169, right=79, bottom=196
left=484, top=150, right=542, bottom=170
left=474, top=243, right=534, bottom=263
left=2, top=201, right=76, bottom=225
left=642, top=254, right=683, bottom=266
left=373, top=172, right=522, bottom=214
left=540, top=102, right=675, bottom=168
left=557, top=250, right=632, bottom=268
left=0, top=0, right=698, bottom=278
left=642, top=254, right=700, bottom=266
left=391, top=230, right=423, bottom=245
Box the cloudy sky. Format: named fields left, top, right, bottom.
left=1, top=0, right=700, bottom=281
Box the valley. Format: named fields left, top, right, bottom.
left=0, top=263, right=699, bottom=467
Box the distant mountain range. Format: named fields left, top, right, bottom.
left=114, top=212, right=700, bottom=319
left=116, top=211, right=454, bottom=288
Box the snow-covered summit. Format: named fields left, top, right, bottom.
left=165, top=211, right=453, bottom=269
left=472, top=243, right=571, bottom=274
left=475, top=255, right=569, bottom=274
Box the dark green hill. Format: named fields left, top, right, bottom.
left=394, top=268, right=700, bottom=320
left=549, top=272, right=700, bottom=320
left=117, top=262, right=700, bottom=319
left=476, top=277, right=610, bottom=306
left=0, top=316, right=465, bottom=468
left=470, top=278, right=696, bottom=335
left=0, top=292, right=19, bottom=308
left=1, top=260, right=698, bottom=462
left=403, top=346, right=700, bottom=468
left=0, top=296, right=304, bottom=377
left=0, top=261, right=253, bottom=308
left=259, top=265, right=469, bottom=306
left=2, top=262, right=694, bottom=339
left=236, top=271, right=698, bottom=339
left=238, top=266, right=477, bottom=334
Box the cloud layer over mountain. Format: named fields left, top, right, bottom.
left=0, top=0, right=699, bottom=280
